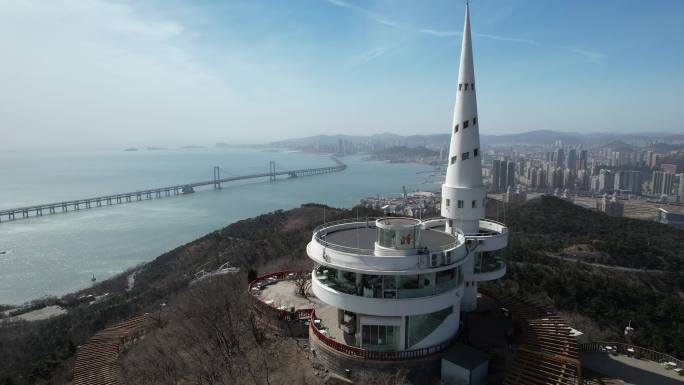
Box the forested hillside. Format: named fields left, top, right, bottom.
left=2, top=197, right=683, bottom=384
left=486, top=196, right=684, bottom=357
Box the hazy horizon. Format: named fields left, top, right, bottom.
left=1, top=0, right=682, bottom=149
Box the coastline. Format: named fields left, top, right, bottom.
left=0, top=150, right=440, bottom=305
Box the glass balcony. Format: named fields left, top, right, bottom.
left=474, top=253, right=505, bottom=274
left=314, top=264, right=463, bottom=300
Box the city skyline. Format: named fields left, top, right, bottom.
left=1, top=0, right=682, bottom=149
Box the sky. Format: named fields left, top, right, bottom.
left=0, top=0, right=682, bottom=149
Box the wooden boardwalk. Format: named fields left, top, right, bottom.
left=494, top=294, right=581, bottom=385
left=73, top=314, right=151, bottom=385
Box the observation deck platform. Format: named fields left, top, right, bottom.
left=255, top=279, right=325, bottom=312
left=322, top=225, right=456, bottom=254
left=308, top=217, right=467, bottom=273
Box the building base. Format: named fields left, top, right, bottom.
left=308, top=330, right=441, bottom=385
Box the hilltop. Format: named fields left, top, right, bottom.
left=2, top=197, right=683, bottom=384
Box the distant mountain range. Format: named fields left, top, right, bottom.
left=266, top=130, right=684, bottom=149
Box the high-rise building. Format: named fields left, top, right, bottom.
left=661, top=164, right=678, bottom=174
left=491, top=159, right=501, bottom=192
left=648, top=152, right=661, bottom=168
left=566, top=149, right=577, bottom=171
left=555, top=148, right=565, bottom=168
left=506, top=161, right=515, bottom=190
left=653, top=171, right=675, bottom=195
left=598, top=169, right=614, bottom=193
left=614, top=170, right=642, bottom=195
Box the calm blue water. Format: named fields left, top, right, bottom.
left=0, top=148, right=440, bottom=305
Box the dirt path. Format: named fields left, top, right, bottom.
left=545, top=252, right=671, bottom=274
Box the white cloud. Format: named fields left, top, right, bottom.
left=0, top=0, right=237, bottom=148
left=323, top=0, right=604, bottom=63
left=345, top=46, right=390, bottom=68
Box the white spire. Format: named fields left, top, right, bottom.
left=444, top=2, right=481, bottom=190
left=441, top=2, right=484, bottom=235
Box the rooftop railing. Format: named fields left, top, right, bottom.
left=421, top=217, right=508, bottom=237
left=312, top=217, right=463, bottom=256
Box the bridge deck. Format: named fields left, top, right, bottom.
left=0, top=158, right=346, bottom=222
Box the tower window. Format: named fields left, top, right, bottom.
left=454, top=124, right=459, bottom=133
left=457, top=200, right=464, bottom=208
left=446, top=199, right=450, bottom=207
left=464, top=84, right=469, bottom=91
left=463, top=120, right=469, bottom=129
left=450, top=156, right=457, bottom=165
left=473, top=117, right=478, bottom=125
left=474, top=148, right=479, bottom=157
left=459, top=84, right=462, bottom=91
left=462, top=152, right=470, bottom=160
left=472, top=200, right=477, bottom=208
left=471, top=83, right=475, bottom=90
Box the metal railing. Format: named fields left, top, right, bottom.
left=580, top=342, right=684, bottom=368
left=247, top=270, right=314, bottom=322
left=312, top=217, right=463, bottom=256
left=313, top=266, right=463, bottom=299
left=421, top=217, right=507, bottom=237
left=309, top=309, right=452, bottom=361
left=474, top=255, right=505, bottom=274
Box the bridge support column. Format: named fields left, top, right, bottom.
left=269, top=161, right=276, bottom=182
left=213, top=166, right=221, bottom=189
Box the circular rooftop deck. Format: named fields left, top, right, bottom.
left=322, top=226, right=456, bottom=253
left=313, top=217, right=462, bottom=256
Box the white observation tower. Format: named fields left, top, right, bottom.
left=305, top=1, right=508, bottom=360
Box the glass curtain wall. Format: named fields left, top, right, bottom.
left=406, top=306, right=453, bottom=347
left=474, top=252, right=504, bottom=274
left=377, top=227, right=420, bottom=250
left=314, top=264, right=462, bottom=299
left=361, top=324, right=400, bottom=351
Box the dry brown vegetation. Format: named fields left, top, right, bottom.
left=118, top=277, right=323, bottom=385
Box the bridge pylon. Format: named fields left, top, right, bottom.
left=213, top=166, right=221, bottom=189
left=269, top=161, right=276, bottom=183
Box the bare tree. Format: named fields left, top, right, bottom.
left=293, top=276, right=311, bottom=299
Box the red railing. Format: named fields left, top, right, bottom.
left=250, top=272, right=484, bottom=361
left=247, top=270, right=314, bottom=322
left=308, top=309, right=452, bottom=361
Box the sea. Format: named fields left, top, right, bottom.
left=0, top=147, right=441, bottom=305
